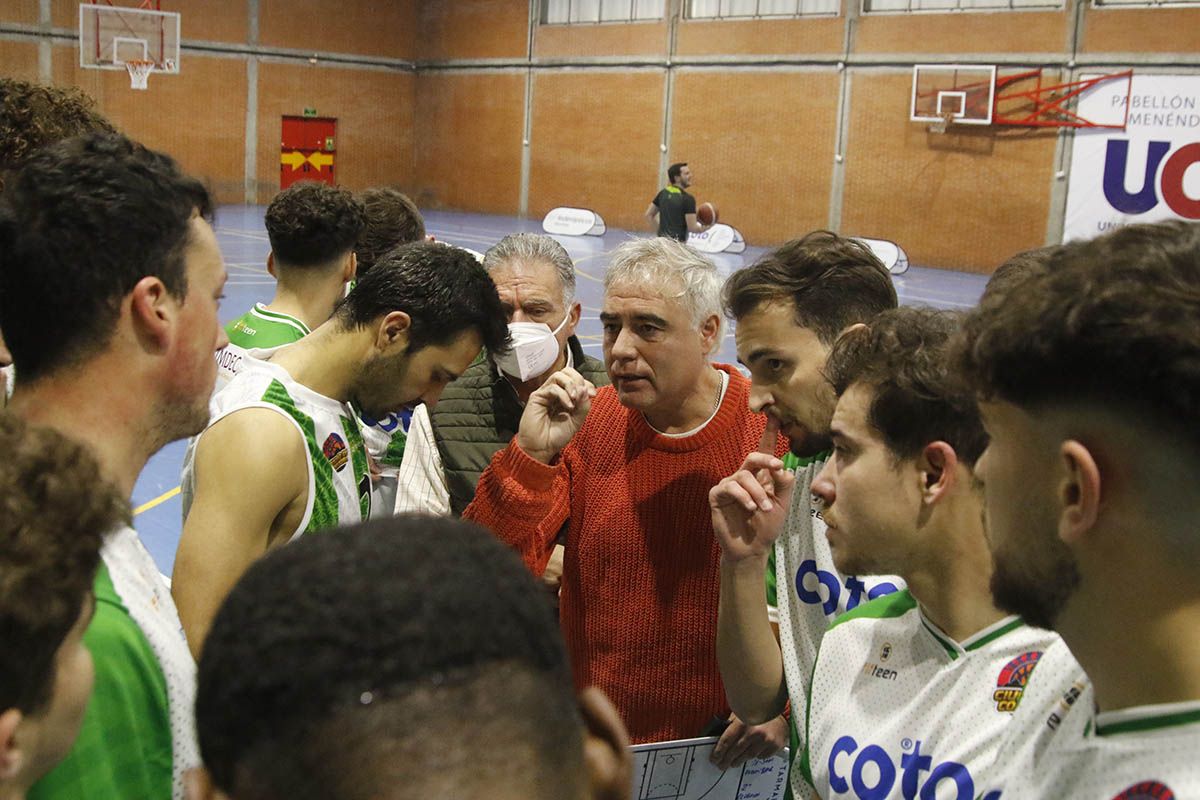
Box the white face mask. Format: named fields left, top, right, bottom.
left=494, top=312, right=571, bottom=382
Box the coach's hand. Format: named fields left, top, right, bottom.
left=711, top=713, right=788, bottom=770
left=709, top=416, right=795, bottom=563
left=517, top=367, right=596, bottom=465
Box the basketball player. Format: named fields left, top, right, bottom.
left=215, top=182, right=364, bottom=388
left=708, top=232, right=900, bottom=796
left=794, top=308, right=1058, bottom=799
left=175, top=242, right=510, bottom=658
left=187, top=516, right=632, bottom=800
left=645, top=162, right=713, bottom=243
left=0, top=415, right=128, bottom=800
left=962, top=220, right=1200, bottom=797
left=2, top=133, right=226, bottom=800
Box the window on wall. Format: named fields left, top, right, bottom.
left=542, top=0, right=664, bottom=23
left=1093, top=0, right=1198, bottom=6
left=688, top=0, right=840, bottom=16
left=863, top=0, right=1058, bottom=10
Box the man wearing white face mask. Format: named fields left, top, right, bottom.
left=396, top=234, right=609, bottom=521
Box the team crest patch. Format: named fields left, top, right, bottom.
left=1111, top=781, right=1176, bottom=800
left=993, top=650, right=1043, bottom=712
left=322, top=432, right=349, bottom=472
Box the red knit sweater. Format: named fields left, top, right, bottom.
left=464, top=364, right=786, bottom=743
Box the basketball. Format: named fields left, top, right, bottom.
left=697, top=202, right=718, bottom=225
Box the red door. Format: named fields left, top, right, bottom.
left=281, top=116, right=337, bottom=189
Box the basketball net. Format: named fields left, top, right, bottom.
left=929, top=110, right=958, bottom=135
left=125, top=60, right=155, bottom=91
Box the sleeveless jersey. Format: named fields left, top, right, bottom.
left=800, top=590, right=1059, bottom=800
left=183, top=359, right=371, bottom=537
left=775, top=452, right=906, bottom=799
left=215, top=304, right=310, bottom=389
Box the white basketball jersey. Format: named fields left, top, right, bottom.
left=775, top=454, right=906, bottom=798
left=182, top=359, right=371, bottom=536
left=802, top=589, right=1059, bottom=800
left=981, top=638, right=1200, bottom=799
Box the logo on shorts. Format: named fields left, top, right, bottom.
left=1111, top=781, right=1176, bottom=800
left=323, top=432, right=348, bottom=472
left=880, top=643, right=893, bottom=662
left=993, top=650, right=1043, bottom=712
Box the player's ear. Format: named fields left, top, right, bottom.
left=1058, top=439, right=1100, bottom=547
left=344, top=251, right=357, bottom=283
left=578, top=687, right=632, bottom=800
left=266, top=252, right=277, bottom=279
left=919, top=441, right=958, bottom=506
left=0, top=708, right=25, bottom=781
left=377, top=311, right=411, bottom=351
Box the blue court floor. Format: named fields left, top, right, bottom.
left=132, top=206, right=988, bottom=575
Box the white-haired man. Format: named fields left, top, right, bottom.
left=396, top=233, right=608, bottom=517
left=465, top=238, right=788, bottom=758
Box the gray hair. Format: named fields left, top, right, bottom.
left=482, top=233, right=576, bottom=307
left=604, top=238, right=724, bottom=342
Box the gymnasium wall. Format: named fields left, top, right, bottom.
left=2, top=0, right=1198, bottom=271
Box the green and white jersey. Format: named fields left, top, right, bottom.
left=183, top=358, right=371, bottom=536
left=981, top=638, right=1200, bottom=799
left=799, top=590, right=1058, bottom=800
left=215, top=304, right=310, bottom=389
left=31, top=526, right=198, bottom=800
left=774, top=452, right=906, bottom=799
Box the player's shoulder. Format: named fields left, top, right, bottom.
left=829, top=588, right=918, bottom=631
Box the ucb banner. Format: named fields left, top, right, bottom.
left=1064, top=74, right=1200, bottom=242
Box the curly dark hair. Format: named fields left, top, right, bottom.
left=825, top=307, right=988, bottom=467
left=982, top=245, right=1060, bottom=302
left=0, top=133, right=212, bottom=381
left=264, top=182, right=365, bottom=270
left=0, top=79, right=115, bottom=179
left=0, top=413, right=129, bottom=714
left=335, top=241, right=510, bottom=356
left=196, top=516, right=583, bottom=800
left=957, top=221, right=1200, bottom=447
left=355, top=187, right=426, bottom=275
left=723, top=230, right=898, bottom=344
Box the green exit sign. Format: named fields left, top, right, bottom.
left=303, top=107, right=317, bottom=117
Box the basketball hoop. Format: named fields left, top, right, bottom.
left=125, top=60, right=155, bottom=91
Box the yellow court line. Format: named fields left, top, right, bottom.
left=134, top=486, right=181, bottom=516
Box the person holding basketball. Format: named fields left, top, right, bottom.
left=645, top=162, right=714, bottom=243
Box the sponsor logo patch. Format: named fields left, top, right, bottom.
left=1111, top=781, right=1176, bottom=800
left=993, top=650, right=1043, bottom=712
left=323, top=432, right=348, bottom=472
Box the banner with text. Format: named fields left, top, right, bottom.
left=1064, top=73, right=1200, bottom=242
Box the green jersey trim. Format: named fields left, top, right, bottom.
left=782, top=450, right=829, bottom=471
left=340, top=415, right=371, bottom=520
left=919, top=612, right=1024, bottom=661
left=828, top=588, right=918, bottom=631
left=260, top=378, right=340, bottom=531
left=1094, top=706, right=1200, bottom=737
left=251, top=304, right=310, bottom=335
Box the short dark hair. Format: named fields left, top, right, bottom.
left=335, top=241, right=510, bottom=356
left=958, top=220, right=1200, bottom=452
left=196, top=516, right=583, bottom=800
left=723, top=230, right=898, bottom=344
left=826, top=307, right=988, bottom=467
left=0, top=414, right=128, bottom=714
left=0, top=79, right=115, bottom=178
left=264, top=182, right=365, bottom=270
left=982, top=245, right=1059, bottom=302
left=355, top=187, right=426, bottom=275
left=667, top=162, right=687, bottom=183
left=0, top=133, right=213, bottom=381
